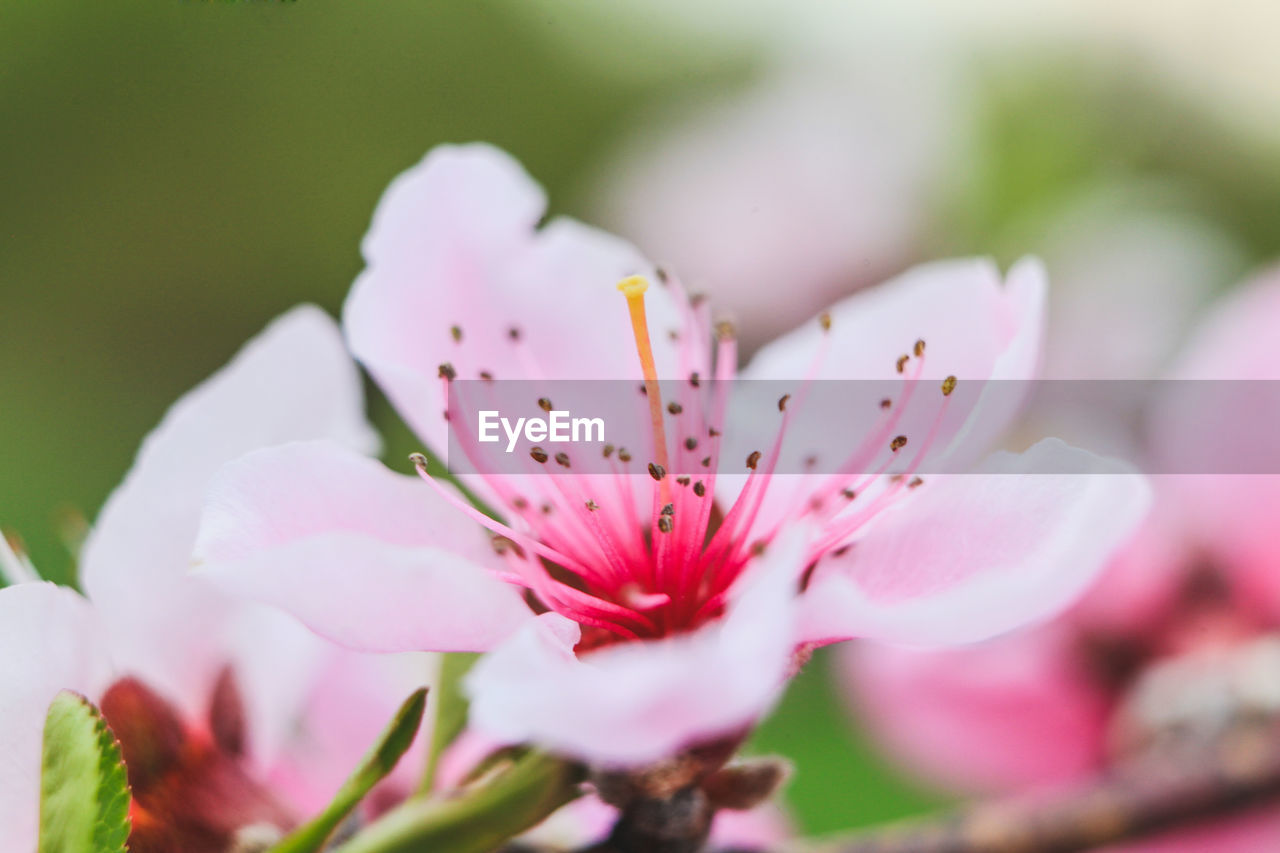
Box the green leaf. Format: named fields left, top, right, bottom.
left=268, top=687, right=428, bottom=853
left=38, top=690, right=132, bottom=853
left=419, top=651, right=480, bottom=794
left=334, top=751, right=583, bottom=853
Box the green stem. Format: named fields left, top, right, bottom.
left=336, top=752, right=584, bottom=853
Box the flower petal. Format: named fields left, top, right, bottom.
left=465, top=529, right=809, bottom=765
left=1153, top=267, right=1280, bottom=618
left=799, top=438, right=1151, bottom=646
left=840, top=628, right=1109, bottom=793
left=345, top=143, right=685, bottom=455
left=0, top=583, right=112, bottom=851
left=79, top=306, right=376, bottom=716
left=744, top=256, right=1043, bottom=386
left=723, top=258, right=1045, bottom=532
left=195, top=440, right=530, bottom=652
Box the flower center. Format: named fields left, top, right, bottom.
left=414, top=273, right=958, bottom=646
left=100, top=672, right=293, bottom=853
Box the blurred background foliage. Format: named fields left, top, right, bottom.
left=3, top=0, right=1278, bottom=837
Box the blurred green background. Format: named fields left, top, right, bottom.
left=4, top=0, right=1279, bottom=836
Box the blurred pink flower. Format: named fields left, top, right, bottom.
left=592, top=69, right=952, bottom=351
left=194, top=143, right=1149, bottom=769
left=844, top=267, right=1280, bottom=851
left=0, top=308, right=430, bottom=852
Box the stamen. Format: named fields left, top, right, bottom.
left=438, top=363, right=457, bottom=381
left=617, top=275, right=673, bottom=503
left=942, top=375, right=958, bottom=396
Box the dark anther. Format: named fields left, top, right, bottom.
left=701, top=456, right=711, bottom=468
left=842, top=488, right=857, bottom=500
left=450, top=324, right=463, bottom=342
left=746, top=451, right=761, bottom=470
left=603, top=444, right=616, bottom=458
left=942, top=375, right=958, bottom=396
left=585, top=500, right=599, bottom=511
left=537, top=397, right=553, bottom=412
left=896, top=354, right=909, bottom=374
left=657, top=516, right=674, bottom=534
left=668, top=402, right=684, bottom=415
left=777, top=394, right=790, bottom=412
left=880, top=397, right=892, bottom=410
left=689, top=372, right=701, bottom=387
left=685, top=436, right=698, bottom=451
left=438, top=363, right=457, bottom=381
left=693, top=481, right=706, bottom=497
left=819, top=312, right=832, bottom=332
left=619, top=448, right=633, bottom=463
left=554, top=452, right=571, bottom=468
left=648, top=462, right=666, bottom=481
left=530, top=447, right=549, bottom=463
left=908, top=476, right=924, bottom=488
left=479, top=370, right=494, bottom=381
left=508, top=326, right=521, bottom=341
left=675, top=475, right=691, bottom=487
left=661, top=503, right=675, bottom=516
left=913, top=338, right=926, bottom=357
left=890, top=435, right=908, bottom=452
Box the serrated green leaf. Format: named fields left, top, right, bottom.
left=419, top=651, right=479, bottom=794
left=39, top=690, right=132, bottom=853
left=268, top=687, right=428, bottom=853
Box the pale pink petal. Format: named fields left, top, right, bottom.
left=196, top=441, right=496, bottom=566
left=799, top=439, right=1151, bottom=647
left=195, top=441, right=530, bottom=653
left=743, top=257, right=1043, bottom=387
left=841, top=628, right=1109, bottom=793
left=0, top=583, right=113, bottom=852
left=80, top=306, right=376, bottom=719
left=345, top=143, right=685, bottom=455
left=723, top=258, right=1045, bottom=528
left=465, top=529, right=809, bottom=766
left=1152, top=267, right=1280, bottom=618
left=264, top=646, right=435, bottom=816
left=202, top=533, right=527, bottom=654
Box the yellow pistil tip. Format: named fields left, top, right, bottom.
left=616, top=275, right=650, bottom=299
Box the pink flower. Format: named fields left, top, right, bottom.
left=194, top=143, right=1149, bottom=768
left=592, top=67, right=952, bottom=350
left=0, top=308, right=430, bottom=852
left=843, top=267, right=1280, bottom=851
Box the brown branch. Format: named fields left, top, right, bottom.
left=797, top=723, right=1280, bottom=853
